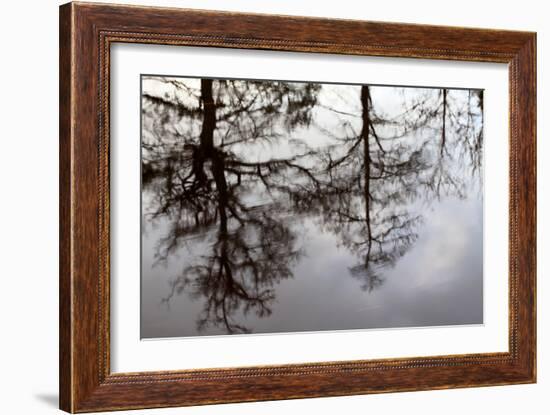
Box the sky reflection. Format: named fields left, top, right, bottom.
left=140, top=76, right=483, bottom=338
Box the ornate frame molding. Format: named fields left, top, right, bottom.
left=60, top=2, right=536, bottom=412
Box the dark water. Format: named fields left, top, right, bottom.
left=140, top=76, right=483, bottom=338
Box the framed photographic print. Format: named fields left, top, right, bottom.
left=59, top=2, right=536, bottom=412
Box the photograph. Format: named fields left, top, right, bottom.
left=140, top=75, right=484, bottom=338
left=1, top=0, right=537, bottom=413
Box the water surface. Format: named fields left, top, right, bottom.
left=140, top=76, right=484, bottom=338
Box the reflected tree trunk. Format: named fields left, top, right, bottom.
left=441, top=88, right=447, bottom=156
left=361, top=85, right=373, bottom=269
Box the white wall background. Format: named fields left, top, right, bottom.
left=0, top=0, right=546, bottom=414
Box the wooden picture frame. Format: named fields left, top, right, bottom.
left=59, top=2, right=536, bottom=412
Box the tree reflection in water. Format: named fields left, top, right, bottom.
left=141, top=76, right=483, bottom=335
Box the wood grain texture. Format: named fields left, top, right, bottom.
left=59, top=3, right=73, bottom=411
left=59, top=2, right=537, bottom=412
